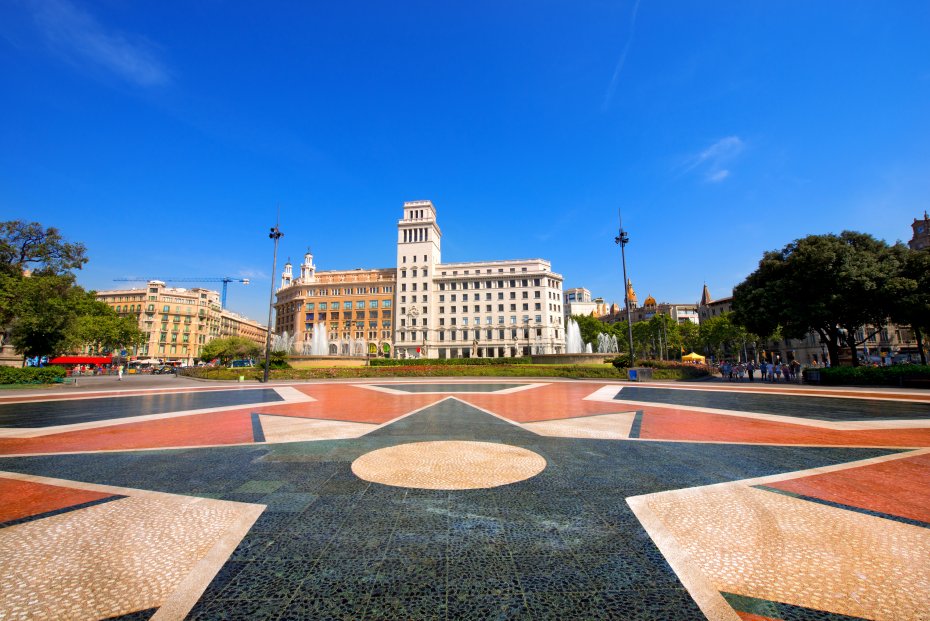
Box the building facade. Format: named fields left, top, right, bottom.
left=273, top=251, right=396, bottom=356
left=394, top=200, right=564, bottom=359
left=564, top=287, right=598, bottom=319
left=96, top=281, right=267, bottom=364
left=909, top=211, right=930, bottom=251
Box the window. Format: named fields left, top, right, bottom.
left=344, top=302, right=352, bottom=310
left=162, top=305, right=170, bottom=312
left=320, top=302, right=328, bottom=310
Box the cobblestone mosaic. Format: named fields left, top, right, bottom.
left=0, top=381, right=926, bottom=620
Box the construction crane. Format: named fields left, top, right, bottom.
left=113, top=277, right=250, bottom=310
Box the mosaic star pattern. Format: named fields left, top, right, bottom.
left=0, top=379, right=926, bottom=620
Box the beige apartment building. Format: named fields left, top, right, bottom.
left=274, top=251, right=396, bottom=356
left=96, top=280, right=267, bottom=364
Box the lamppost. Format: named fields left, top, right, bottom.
left=263, top=222, right=284, bottom=383
left=615, top=216, right=635, bottom=363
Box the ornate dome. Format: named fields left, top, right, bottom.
left=644, top=294, right=656, bottom=307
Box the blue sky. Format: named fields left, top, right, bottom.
left=2, top=1, right=929, bottom=322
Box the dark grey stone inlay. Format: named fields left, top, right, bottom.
left=615, top=386, right=930, bottom=421
left=0, top=389, right=283, bottom=428
left=0, top=397, right=900, bottom=619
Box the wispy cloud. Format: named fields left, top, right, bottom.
left=682, top=136, right=744, bottom=182
left=29, top=0, right=169, bottom=87
left=602, top=0, right=641, bottom=110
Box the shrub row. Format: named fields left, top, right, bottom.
left=610, top=358, right=711, bottom=379
left=0, top=366, right=67, bottom=385
left=369, top=357, right=532, bottom=367
left=182, top=364, right=623, bottom=381
left=805, top=364, right=930, bottom=387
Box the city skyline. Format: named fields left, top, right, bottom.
left=2, top=1, right=928, bottom=322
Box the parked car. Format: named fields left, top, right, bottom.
left=153, top=365, right=176, bottom=375
left=230, top=359, right=255, bottom=368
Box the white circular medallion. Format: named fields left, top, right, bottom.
left=351, top=441, right=546, bottom=490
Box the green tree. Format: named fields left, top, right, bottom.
left=888, top=249, right=930, bottom=364
left=732, top=232, right=904, bottom=367
left=200, top=336, right=261, bottom=364
left=678, top=321, right=701, bottom=355
left=7, top=275, right=81, bottom=359
left=70, top=298, right=145, bottom=355
left=0, top=221, right=88, bottom=277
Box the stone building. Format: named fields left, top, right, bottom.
left=909, top=211, right=930, bottom=251
left=273, top=251, right=396, bottom=357
left=95, top=281, right=267, bottom=364
left=394, top=200, right=564, bottom=359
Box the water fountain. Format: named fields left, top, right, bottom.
left=566, top=318, right=585, bottom=354
left=271, top=331, right=297, bottom=353
left=596, top=333, right=619, bottom=353
left=310, top=324, right=329, bottom=356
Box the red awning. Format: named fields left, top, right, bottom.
left=48, top=356, right=113, bottom=365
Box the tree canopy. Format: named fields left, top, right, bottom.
left=199, top=336, right=261, bottom=364
left=0, top=221, right=88, bottom=277
left=1, top=220, right=141, bottom=363
left=732, top=231, right=906, bottom=366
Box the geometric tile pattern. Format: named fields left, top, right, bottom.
left=0, top=471, right=262, bottom=621
left=0, top=379, right=927, bottom=619
left=522, top=411, right=638, bottom=439
left=629, top=450, right=930, bottom=621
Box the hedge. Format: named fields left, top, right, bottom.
left=182, top=364, right=623, bottom=381
left=0, top=366, right=67, bottom=385
left=369, top=357, right=532, bottom=367
left=611, top=358, right=711, bottom=380
left=805, top=364, right=930, bottom=387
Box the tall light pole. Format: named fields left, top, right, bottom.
left=263, top=222, right=284, bottom=383
left=615, top=215, right=635, bottom=364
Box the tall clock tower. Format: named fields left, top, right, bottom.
left=395, top=200, right=442, bottom=358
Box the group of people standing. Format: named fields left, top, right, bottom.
left=718, top=359, right=802, bottom=383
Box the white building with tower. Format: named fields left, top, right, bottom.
left=394, top=200, right=564, bottom=359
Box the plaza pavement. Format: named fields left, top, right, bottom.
left=0, top=377, right=927, bottom=620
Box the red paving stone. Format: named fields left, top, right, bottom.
left=0, top=477, right=113, bottom=523
left=0, top=409, right=255, bottom=456
left=767, top=452, right=930, bottom=523
left=457, top=383, right=625, bottom=423
left=0, top=382, right=927, bottom=456
left=264, top=385, right=446, bottom=424
left=637, top=405, right=930, bottom=447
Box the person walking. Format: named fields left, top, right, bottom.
left=117, top=364, right=124, bottom=381
left=747, top=361, right=755, bottom=382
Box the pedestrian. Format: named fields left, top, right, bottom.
left=774, top=363, right=782, bottom=382
left=117, top=364, right=124, bottom=381
left=747, top=361, right=755, bottom=382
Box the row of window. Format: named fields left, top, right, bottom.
left=304, top=287, right=393, bottom=296
left=439, top=278, right=542, bottom=290
left=305, top=310, right=392, bottom=320
left=438, top=304, right=542, bottom=314
left=303, top=300, right=391, bottom=310
left=398, top=327, right=546, bottom=341
left=439, top=291, right=540, bottom=302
